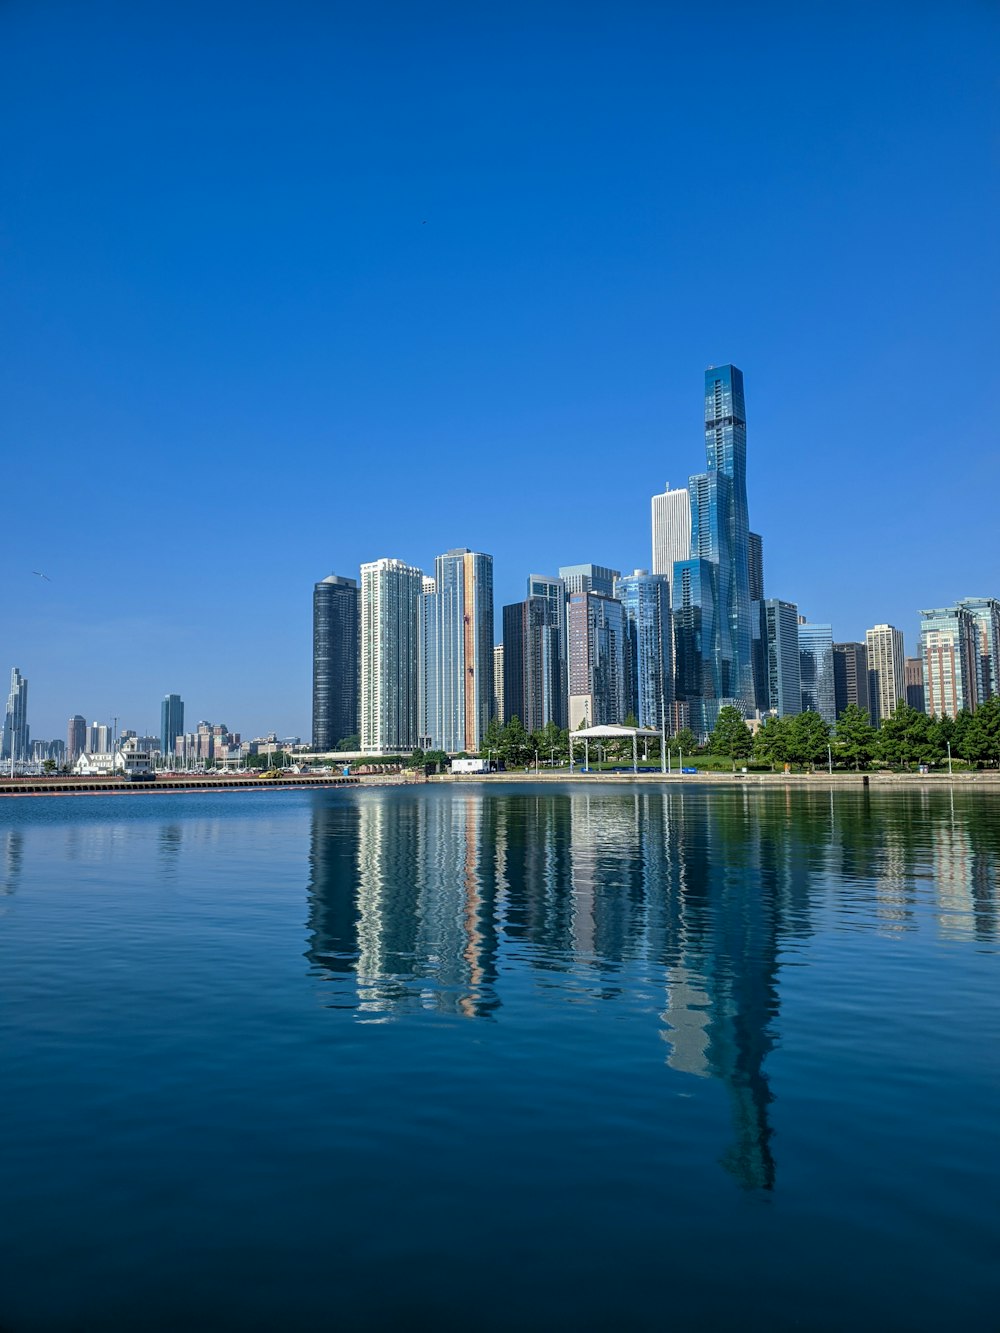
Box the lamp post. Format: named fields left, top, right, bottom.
left=827, top=744, right=833, bottom=775
left=947, top=740, right=952, bottom=777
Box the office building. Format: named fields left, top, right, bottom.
left=1, top=668, right=29, bottom=764
left=311, top=575, right=359, bottom=751
left=88, top=722, right=111, bottom=755
left=920, top=606, right=979, bottom=719
left=674, top=366, right=757, bottom=732
left=615, top=570, right=672, bottom=732
left=420, top=549, right=494, bottom=753
left=798, top=621, right=835, bottom=724
left=558, top=563, right=620, bottom=598
left=493, top=645, right=504, bottom=724
left=748, top=531, right=764, bottom=602
left=567, top=591, right=628, bottom=729
left=865, top=624, right=905, bottom=724
left=904, top=658, right=926, bottom=713
left=67, top=714, right=87, bottom=763
left=833, top=643, right=872, bottom=721
left=360, top=558, right=424, bottom=754
left=503, top=579, right=568, bottom=732
left=651, top=486, right=691, bottom=592
left=757, top=600, right=801, bottom=718
left=957, top=597, right=1000, bottom=702
left=160, top=693, right=185, bottom=759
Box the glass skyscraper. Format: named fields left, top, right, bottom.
left=673, top=366, right=757, bottom=735
left=503, top=575, right=567, bottom=731
left=757, top=600, right=801, bottom=718
left=957, top=597, right=1000, bottom=703
left=160, top=693, right=185, bottom=760
left=797, top=622, right=835, bottom=724
left=614, top=570, right=672, bottom=732
left=311, top=575, right=359, bottom=751
left=567, top=591, right=628, bottom=729
left=2, top=668, right=29, bottom=764
left=420, top=549, right=495, bottom=753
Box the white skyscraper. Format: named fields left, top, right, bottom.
left=360, top=558, right=424, bottom=754
left=2, top=668, right=29, bottom=764
left=651, top=484, right=692, bottom=590
left=865, top=623, right=906, bottom=725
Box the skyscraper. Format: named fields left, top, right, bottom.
left=311, top=575, right=359, bottom=751
left=2, top=668, right=29, bottom=764
left=904, top=657, right=926, bottom=713
left=67, top=714, right=87, bottom=764
left=360, top=558, right=424, bottom=754
left=567, top=591, right=628, bottom=729
left=797, top=621, right=835, bottom=724
left=493, top=645, right=504, bottom=724
left=674, top=365, right=757, bottom=732
left=920, top=606, right=979, bottom=719
left=651, top=486, right=691, bottom=593
left=88, top=722, right=111, bottom=754
left=503, top=578, right=568, bottom=731
left=748, top=532, right=764, bottom=602
left=865, top=624, right=905, bottom=724
left=957, top=597, right=1000, bottom=702
left=758, top=600, right=801, bottom=718
left=558, top=563, right=620, bottom=598
left=833, top=643, right=872, bottom=721
left=420, top=549, right=494, bottom=753
left=614, top=570, right=672, bottom=732
left=160, top=693, right=185, bottom=759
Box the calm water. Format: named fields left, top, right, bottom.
left=1, top=783, right=998, bottom=1330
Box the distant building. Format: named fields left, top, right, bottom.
left=957, top=597, right=1000, bottom=703
left=360, top=558, right=423, bottom=754
left=748, top=532, right=764, bottom=602
left=493, top=644, right=504, bottom=724
left=567, top=591, right=628, bottom=729
left=920, top=606, right=979, bottom=718
left=833, top=643, right=872, bottom=722
left=1, top=668, right=29, bottom=764
left=558, top=563, right=620, bottom=598
left=865, top=624, right=905, bottom=725
left=798, top=621, right=835, bottom=724
left=904, top=657, right=926, bottom=713
left=312, top=574, right=359, bottom=750
left=88, top=722, right=111, bottom=755
left=672, top=557, right=717, bottom=735
left=420, top=549, right=494, bottom=753
left=67, top=714, right=87, bottom=764
left=651, top=486, right=691, bottom=594
left=615, top=570, right=672, bottom=732
left=758, top=600, right=801, bottom=718
left=161, top=693, right=185, bottom=759
left=503, top=581, right=568, bottom=732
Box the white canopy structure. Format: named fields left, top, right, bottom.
left=568, top=724, right=662, bottom=774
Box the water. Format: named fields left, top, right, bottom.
left=1, top=783, right=998, bottom=1330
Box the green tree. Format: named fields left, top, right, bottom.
left=480, top=716, right=504, bottom=759
left=708, top=705, right=753, bottom=761
left=973, top=696, right=1000, bottom=767
left=786, top=711, right=831, bottom=768
left=500, top=717, right=532, bottom=768
left=753, top=714, right=789, bottom=769
left=835, top=704, right=877, bottom=770
left=336, top=734, right=360, bottom=751
left=42, top=758, right=57, bottom=774
left=537, top=719, right=567, bottom=763
left=876, top=703, right=925, bottom=769
left=673, top=727, right=697, bottom=756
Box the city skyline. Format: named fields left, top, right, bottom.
left=3, top=3, right=997, bottom=739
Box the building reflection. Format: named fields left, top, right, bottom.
left=303, top=783, right=999, bottom=1188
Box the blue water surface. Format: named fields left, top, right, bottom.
left=1, top=783, right=998, bottom=1331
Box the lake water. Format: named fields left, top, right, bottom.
left=1, top=782, right=998, bottom=1330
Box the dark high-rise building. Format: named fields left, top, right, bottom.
left=160, top=694, right=184, bottom=759
left=614, top=570, right=672, bottom=732
left=567, top=591, right=628, bottom=729
left=757, top=600, right=801, bottom=718
left=904, top=657, right=926, bottom=713
left=67, top=714, right=87, bottom=763
left=503, top=579, right=567, bottom=731
left=748, top=531, right=764, bottom=602
left=312, top=574, right=359, bottom=751
left=832, top=642, right=872, bottom=722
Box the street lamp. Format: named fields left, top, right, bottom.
left=947, top=740, right=953, bottom=777
left=827, top=743, right=833, bottom=775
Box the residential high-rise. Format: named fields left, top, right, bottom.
left=614, top=570, right=672, bottom=732
left=865, top=624, right=905, bottom=724
left=160, top=693, right=185, bottom=759
left=798, top=621, right=835, bottom=724
left=920, top=606, right=979, bottom=719
left=758, top=600, right=801, bottom=718
left=558, top=563, right=620, bottom=598
left=748, top=532, right=764, bottom=602
left=420, top=549, right=494, bottom=753
left=567, top=591, right=628, bottom=729
left=67, top=714, right=87, bottom=763
left=503, top=579, right=568, bottom=732
left=651, top=486, right=691, bottom=593
left=833, top=643, right=872, bottom=721
left=673, top=557, right=717, bottom=721
left=88, top=722, right=111, bottom=754
left=2, top=668, right=29, bottom=764
left=957, top=597, right=1000, bottom=702
left=311, top=575, right=359, bottom=751
left=493, top=645, right=504, bottom=724
left=360, top=558, right=424, bottom=754
left=674, top=365, right=757, bottom=732
left=904, top=657, right=926, bottom=713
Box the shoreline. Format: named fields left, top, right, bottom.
left=429, top=769, right=1000, bottom=788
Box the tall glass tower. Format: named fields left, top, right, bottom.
left=312, top=575, right=359, bottom=751
left=160, top=693, right=185, bottom=760
left=420, top=549, right=494, bottom=752
left=1, top=668, right=29, bottom=764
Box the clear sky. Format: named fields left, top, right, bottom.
left=3, top=0, right=998, bottom=741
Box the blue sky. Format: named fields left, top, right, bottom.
left=3, top=0, right=998, bottom=740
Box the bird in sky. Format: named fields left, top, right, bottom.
left=31, top=570, right=51, bottom=581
